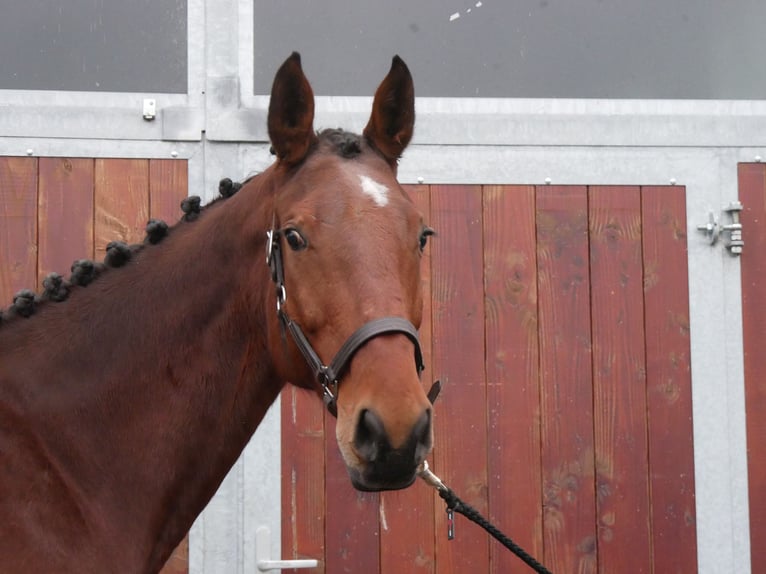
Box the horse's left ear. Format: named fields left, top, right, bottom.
left=364, top=56, right=415, bottom=166
left=268, top=52, right=318, bottom=165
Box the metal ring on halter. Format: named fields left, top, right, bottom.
left=275, top=284, right=286, bottom=312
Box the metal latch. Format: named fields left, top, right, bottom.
left=255, top=526, right=318, bottom=572
left=697, top=201, right=744, bottom=256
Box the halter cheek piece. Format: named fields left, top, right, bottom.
left=266, top=228, right=441, bottom=417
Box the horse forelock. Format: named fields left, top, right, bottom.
left=318, top=128, right=363, bottom=159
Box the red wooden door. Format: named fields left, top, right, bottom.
left=280, top=184, right=698, bottom=573
left=0, top=156, right=190, bottom=573
left=739, top=163, right=766, bottom=574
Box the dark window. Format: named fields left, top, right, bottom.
left=0, top=0, right=187, bottom=93
left=254, top=0, right=765, bottom=100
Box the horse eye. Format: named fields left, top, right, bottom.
left=284, top=229, right=307, bottom=251
left=419, top=227, right=435, bottom=252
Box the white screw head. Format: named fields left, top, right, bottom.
left=26, top=149, right=34, bottom=156
left=544, top=177, right=552, bottom=185
left=755, top=155, right=762, bottom=163
left=417, top=176, right=424, bottom=184
left=170, top=150, right=178, bottom=158
left=670, top=178, right=677, bottom=186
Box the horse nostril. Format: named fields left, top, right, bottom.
left=413, top=409, right=432, bottom=464
left=354, top=409, right=387, bottom=463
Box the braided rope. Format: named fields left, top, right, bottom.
left=438, top=487, right=553, bottom=574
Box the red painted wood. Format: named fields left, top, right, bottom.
left=483, top=185, right=543, bottom=573
left=281, top=386, right=326, bottom=574
left=737, top=165, right=766, bottom=574
left=149, top=160, right=188, bottom=224
left=588, top=186, right=651, bottom=573
left=37, top=158, right=95, bottom=285
left=535, top=185, right=597, bottom=574
left=324, top=413, right=380, bottom=574
left=0, top=157, right=38, bottom=305
left=430, top=185, right=489, bottom=573
left=94, top=159, right=149, bottom=259
left=641, top=185, right=697, bottom=574
left=379, top=185, right=435, bottom=574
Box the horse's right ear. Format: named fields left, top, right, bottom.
left=268, top=52, right=317, bottom=165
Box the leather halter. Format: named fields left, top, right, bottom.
left=266, top=227, right=439, bottom=417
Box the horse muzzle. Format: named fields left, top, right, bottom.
left=347, top=407, right=432, bottom=492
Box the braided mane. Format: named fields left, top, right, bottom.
left=0, top=177, right=244, bottom=329
left=1, top=127, right=363, bottom=328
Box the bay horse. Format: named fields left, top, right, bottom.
left=0, top=53, right=435, bottom=573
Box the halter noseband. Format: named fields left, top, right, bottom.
left=266, top=227, right=439, bottom=417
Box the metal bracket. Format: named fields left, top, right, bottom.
left=696, top=211, right=720, bottom=245
left=142, top=98, right=156, bottom=121
left=697, top=202, right=744, bottom=256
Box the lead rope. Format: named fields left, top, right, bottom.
left=417, top=461, right=554, bottom=574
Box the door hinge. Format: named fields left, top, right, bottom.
left=697, top=201, right=744, bottom=256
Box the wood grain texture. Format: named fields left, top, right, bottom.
left=324, top=413, right=380, bottom=574
left=430, top=185, right=489, bottom=573
left=150, top=160, right=188, bottom=224
left=37, top=158, right=95, bottom=284
left=641, top=185, right=697, bottom=574
left=483, top=185, right=543, bottom=573
left=535, top=185, right=596, bottom=574
left=281, top=386, right=326, bottom=574
left=0, top=157, right=38, bottom=305
left=737, top=165, right=766, bottom=574
left=94, top=159, right=149, bottom=259
left=379, top=184, right=435, bottom=574
left=588, top=186, right=651, bottom=573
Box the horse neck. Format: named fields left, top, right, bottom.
left=0, top=181, right=284, bottom=569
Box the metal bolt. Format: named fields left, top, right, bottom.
left=26, top=149, right=34, bottom=156
left=170, top=150, right=178, bottom=158
left=417, top=176, right=424, bottom=184
left=544, top=177, right=552, bottom=185
left=755, top=155, right=762, bottom=163
left=669, top=178, right=677, bottom=186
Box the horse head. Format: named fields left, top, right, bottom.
left=265, top=53, right=433, bottom=491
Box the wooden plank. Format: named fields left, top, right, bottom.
left=0, top=157, right=38, bottom=306
left=37, top=158, right=95, bottom=284
left=281, top=386, right=326, bottom=573
left=324, top=413, right=380, bottom=574
left=150, top=159, right=188, bottom=224
left=379, top=185, right=435, bottom=573
left=482, top=185, right=543, bottom=573
left=430, top=184, right=489, bottom=572
left=535, top=185, right=597, bottom=574
left=588, top=186, right=651, bottom=573
left=641, top=185, right=697, bottom=574
left=94, top=159, right=149, bottom=260
left=737, top=165, right=766, bottom=574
